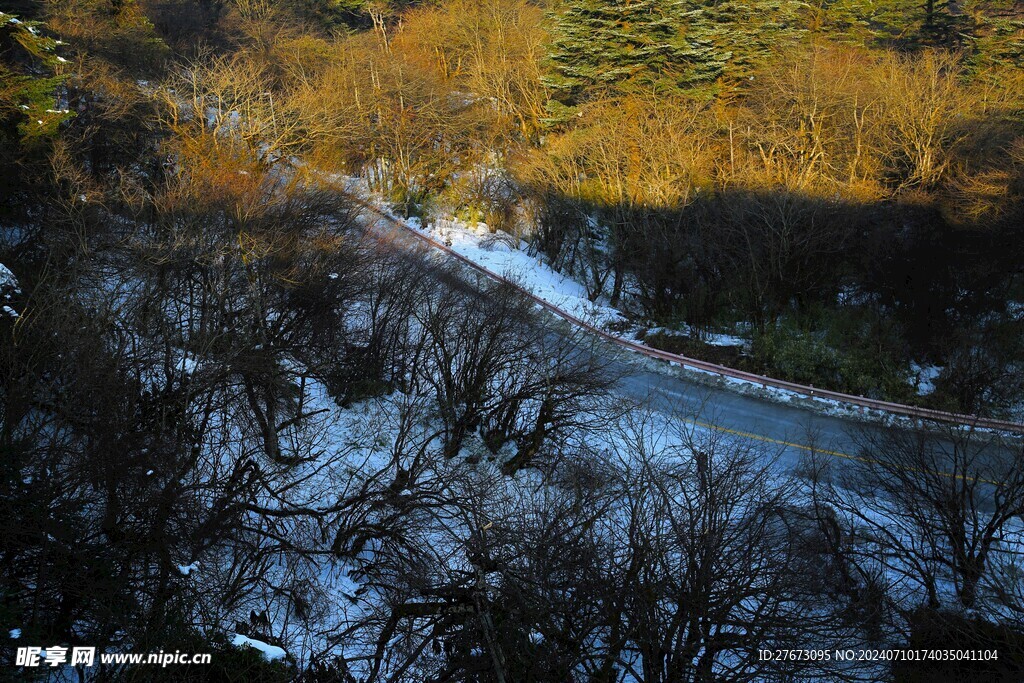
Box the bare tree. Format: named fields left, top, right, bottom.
left=806, top=424, right=1024, bottom=615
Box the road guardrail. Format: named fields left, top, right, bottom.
left=349, top=194, right=1024, bottom=435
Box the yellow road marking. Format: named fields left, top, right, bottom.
left=687, top=418, right=870, bottom=463
left=684, top=417, right=996, bottom=484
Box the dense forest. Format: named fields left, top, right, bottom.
left=4, top=0, right=1024, bottom=413
left=2, top=0, right=1024, bottom=680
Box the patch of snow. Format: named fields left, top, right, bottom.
left=232, top=634, right=287, bottom=662
left=408, top=215, right=626, bottom=330
left=177, top=353, right=200, bottom=374
left=177, top=562, right=199, bottom=576
left=645, top=324, right=749, bottom=349
left=703, top=331, right=747, bottom=347
left=0, top=263, right=18, bottom=292
left=910, top=362, right=942, bottom=396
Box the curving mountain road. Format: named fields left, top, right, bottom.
left=345, top=193, right=1022, bottom=475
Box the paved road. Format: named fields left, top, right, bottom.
left=618, top=364, right=872, bottom=471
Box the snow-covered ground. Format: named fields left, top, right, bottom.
left=404, top=215, right=628, bottom=331
left=214, top=371, right=717, bottom=672
left=398, top=214, right=753, bottom=354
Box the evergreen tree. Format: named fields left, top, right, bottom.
left=0, top=12, right=73, bottom=216
left=542, top=0, right=728, bottom=123
left=0, top=12, right=73, bottom=143
left=702, top=0, right=807, bottom=81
